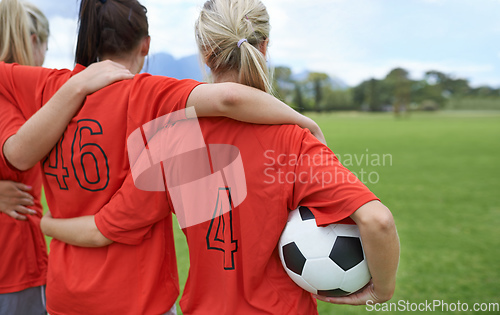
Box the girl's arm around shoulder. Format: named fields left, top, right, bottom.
left=4, top=61, right=133, bottom=171
left=186, top=82, right=326, bottom=144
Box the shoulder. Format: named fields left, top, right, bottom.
left=254, top=124, right=315, bottom=152
left=0, top=61, right=65, bottom=79
left=131, top=73, right=198, bottom=88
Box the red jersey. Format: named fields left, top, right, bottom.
left=0, top=94, right=47, bottom=294
left=93, top=117, right=379, bottom=314
left=0, top=62, right=201, bottom=314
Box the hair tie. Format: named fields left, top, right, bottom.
left=100, top=0, right=107, bottom=4
left=237, top=39, right=248, bottom=48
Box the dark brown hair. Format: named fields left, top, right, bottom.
left=75, top=0, right=149, bottom=66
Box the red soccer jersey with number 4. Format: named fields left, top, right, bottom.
left=92, top=116, right=379, bottom=315
left=179, top=118, right=379, bottom=315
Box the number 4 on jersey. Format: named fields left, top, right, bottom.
left=43, top=135, right=69, bottom=190
left=206, top=187, right=238, bottom=270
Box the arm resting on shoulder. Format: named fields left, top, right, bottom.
left=186, top=83, right=326, bottom=144
left=4, top=61, right=133, bottom=171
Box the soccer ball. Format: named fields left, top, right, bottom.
left=278, top=206, right=371, bottom=297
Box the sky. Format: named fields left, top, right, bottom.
left=28, top=0, right=500, bottom=88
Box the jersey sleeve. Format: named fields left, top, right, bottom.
left=94, top=170, right=170, bottom=245
left=0, top=62, right=56, bottom=118
left=95, top=76, right=202, bottom=245
left=128, top=75, right=202, bottom=129
left=289, top=129, right=379, bottom=226
left=0, top=63, right=68, bottom=173
left=0, top=93, right=27, bottom=173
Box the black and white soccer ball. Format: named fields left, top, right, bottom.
left=279, top=206, right=371, bottom=297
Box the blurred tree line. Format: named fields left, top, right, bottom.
left=272, top=66, right=500, bottom=113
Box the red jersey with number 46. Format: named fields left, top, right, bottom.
left=0, top=62, right=201, bottom=315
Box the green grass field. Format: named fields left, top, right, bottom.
left=44, top=111, right=500, bottom=314
left=301, top=111, right=500, bottom=314
left=446, top=97, right=500, bottom=111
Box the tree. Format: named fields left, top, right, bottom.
left=323, top=88, right=355, bottom=111
left=293, top=83, right=306, bottom=112
left=366, top=78, right=383, bottom=111
left=306, top=72, right=330, bottom=112
left=385, top=68, right=411, bottom=116
left=273, top=66, right=294, bottom=103
left=352, top=80, right=368, bottom=109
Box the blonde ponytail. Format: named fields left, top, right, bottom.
left=25, top=2, right=50, bottom=45
left=196, top=0, right=272, bottom=93
left=0, top=0, right=49, bottom=66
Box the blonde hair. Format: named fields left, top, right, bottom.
left=0, top=0, right=49, bottom=65
left=195, top=0, right=272, bottom=93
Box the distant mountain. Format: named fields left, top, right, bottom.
left=145, top=53, right=204, bottom=81
left=292, top=70, right=349, bottom=90
left=145, top=52, right=349, bottom=89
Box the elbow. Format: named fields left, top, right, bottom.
left=357, top=202, right=396, bottom=233
left=382, top=289, right=396, bottom=303
left=89, top=231, right=113, bottom=247
left=9, top=158, right=34, bottom=172
left=377, top=283, right=396, bottom=303
left=353, top=201, right=399, bottom=245
left=217, top=83, right=242, bottom=114
left=3, top=140, right=36, bottom=171
left=372, top=206, right=396, bottom=235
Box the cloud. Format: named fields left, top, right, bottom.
left=265, top=0, right=500, bottom=87
left=142, top=0, right=200, bottom=58
left=28, top=0, right=499, bottom=88
left=31, top=0, right=78, bottom=19
left=266, top=0, right=385, bottom=84
left=43, top=16, right=78, bottom=70
left=421, top=0, right=446, bottom=4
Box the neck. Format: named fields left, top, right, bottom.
left=212, top=70, right=239, bottom=84
left=101, top=54, right=144, bottom=74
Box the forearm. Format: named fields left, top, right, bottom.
left=4, top=61, right=133, bottom=171
left=352, top=201, right=400, bottom=301
left=187, top=83, right=325, bottom=143
left=41, top=215, right=112, bottom=247
left=223, top=83, right=316, bottom=126
left=4, top=80, right=86, bottom=170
